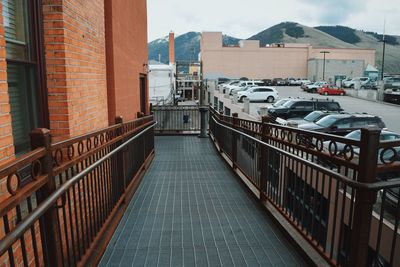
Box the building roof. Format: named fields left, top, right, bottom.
left=148, top=60, right=167, bottom=66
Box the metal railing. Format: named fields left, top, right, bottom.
left=0, top=115, right=155, bottom=266
left=152, top=105, right=204, bottom=134
left=209, top=108, right=400, bottom=267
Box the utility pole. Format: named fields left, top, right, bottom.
left=381, top=17, right=386, bottom=80
left=320, top=51, right=330, bottom=81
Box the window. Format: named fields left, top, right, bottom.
left=352, top=118, right=367, bottom=128
left=335, top=119, right=352, bottom=129
left=317, top=102, right=340, bottom=110
left=293, top=101, right=313, bottom=110
left=3, top=0, right=47, bottom=153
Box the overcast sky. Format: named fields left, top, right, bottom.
left=147, top=0, right=400, bottom=42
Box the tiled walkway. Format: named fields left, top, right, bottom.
left=99, top=136, right=306, bottom=266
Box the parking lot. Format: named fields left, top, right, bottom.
left=220, top=86, right=400, bottom=133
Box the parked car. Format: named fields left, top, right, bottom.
left=237, top=86, right=278, bottom=102
left=318, top=85, right=346, bottom=96
left=285, top=78, right=295, bottom=85
left=220, top=80, right=239, bottom=93
left=323, top=129, right=400, bottom=156
left=341, top=77, right=352, bottom=86
left=256, top=98, right=294, bottom=115
left=360, top=80, right=378, bottom=90
left=290, top=79, right=303, bottom=86
left=285, top=110, right=342, bottom=127
left=263, top=79, right=273, bottom=86
left=384, top=77, right=400, bottom=90
left=228, top=80, right=264, bottom=95
left=342, top=77, right=370, bottom=88
left=230, top=84, right=255, bottom=95
left=267, top=98, right=342, bottom=119
left=272, top=78, right=286, bottom=86
left=298, top=113, right=386, bottom=136
left=305, top=81, right=329, bottom=93
left=300, top=80, right=312, bottom=90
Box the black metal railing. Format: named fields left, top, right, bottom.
left=152, top=105, right=203, bottom=134
left=0, top=116, right=155, bottom=267
left=209, top=108, right=400, bottom=267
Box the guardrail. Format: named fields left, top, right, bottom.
left=0, top=115, right=155, bottom=266
left=209, top=108, right=400, bottom=267
left=152, top=105, right=204, bottom=134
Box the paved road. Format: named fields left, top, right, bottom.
left=240, top=86, right=400, bottom=133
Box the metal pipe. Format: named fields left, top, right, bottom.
left=199, top=107, right=208, bottom=138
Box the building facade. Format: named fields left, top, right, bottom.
left=0, top=0, right=149, bottom=166
left=200, top=32, right=376, bottom=82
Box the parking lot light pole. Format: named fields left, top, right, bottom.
left=320, top=51, right=330, bottom=81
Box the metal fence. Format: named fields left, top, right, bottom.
left=152, top=105, right=202, bottom=134
left=0, top=115, right=155, bottom=267
left=209, top=108, right=400, bottom=267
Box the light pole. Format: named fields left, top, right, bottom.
left=320, top=51, right=330, bottom=81
left=381, top=18, right=386, bottom=80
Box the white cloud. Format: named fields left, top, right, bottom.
left=147, top=0, right=400, bottom=41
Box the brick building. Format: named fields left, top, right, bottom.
left=0, top=0, right=149, bottom=166
left=201, top=32, right=376, bottom=82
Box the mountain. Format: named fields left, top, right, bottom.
left=148, top=32, right=240, bottom=64
left=248, top=22, right=356, bottom=48
left=148, top=22, right=400, bottom=73
left=315, top=25, right=400, bottom=74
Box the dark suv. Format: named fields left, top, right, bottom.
left=298, top=113, right=386, bottom=135
left=267, top=99, right=342, bottom=119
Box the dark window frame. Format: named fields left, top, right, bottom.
left=4, top=0, right=49, bottom=153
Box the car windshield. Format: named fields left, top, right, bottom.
left=304, top=112, right=323, bottom=122
left=346, top=130, right=361, bottom=140
left=273, top=99, right=288, bottom=107
left=282, top=100, right=295, bottom=108
left=315, top=116, right=339, bottom=127
left=346, top=131, right=400, bottom=141
left=380, top=133, right=400, bottom=141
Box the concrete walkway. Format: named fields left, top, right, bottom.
left=99, top=136, right=306, bottom=266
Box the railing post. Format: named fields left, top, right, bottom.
left=218, top=110, right=224, bottom=153
left=199, top=106, right=208, bottom=138
left=259, top=116, right=269, bottom=202
left=30, top=128, right=63, bottom=267
left=115, top=116, right=126, bottom=198
left=232, top=113, right=238, bottom=169
left=348, top=127, right=380, bottom=267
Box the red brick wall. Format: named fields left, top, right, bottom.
left=0, top=1, right=15, bottom=207
left=105, top=0, right=149, bottom=123
left=0, top=2, right=14, bottom=166
left=43, top=0, right=108, bottom=141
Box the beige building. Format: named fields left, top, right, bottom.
left=200, top=32, right=376, bottom=81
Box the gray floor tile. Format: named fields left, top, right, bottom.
left=98, top=136, right=307, bottom=267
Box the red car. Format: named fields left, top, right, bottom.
left=318, top=85, right=346, bottom=96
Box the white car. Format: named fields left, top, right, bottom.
left=305, top=81, right=328, bottom=92
left=228, top=80, right=264, bottom=95
left=220, top=80, right=239, bottom=92
left=342, top=77, right=370, bottom=88
left=230, top=85, right=255, bottom=95
left=237, top=86, right=278, bottom=102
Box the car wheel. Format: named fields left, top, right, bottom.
left=266, top=96, right=274, bottom=103
left=324, top=92, right=328, bottom=96
left=360, top=86, right=365, bottom=90
left=239, top=96, right=245, bottom=102
left=350, top=84, right=354, bottom=89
